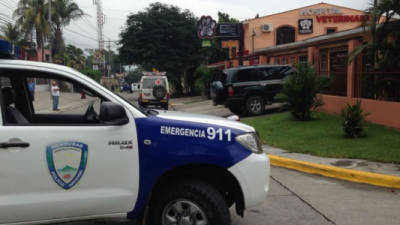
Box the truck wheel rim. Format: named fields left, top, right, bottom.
left=250, top=99, right=261, bottom=113
left=162, top=199, right=208, bottom=225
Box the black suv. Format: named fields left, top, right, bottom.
left=211, top=65, right=294, bottom=116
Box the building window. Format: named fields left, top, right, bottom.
left=276, top=57, right=280, bottom=64
left=276, top=26, right=295, bottom=45
left=291, top=56, right=296, bottom=64
left=298, top=55, right=308, bottom=64
left=320, top=50, right=328, bottom=75
left=282, top=57, right=288, bottom=64
left=326, top=28, right=337, bottom=34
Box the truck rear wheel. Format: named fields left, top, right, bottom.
left=147, top=180, right=230, bottom=225
left=246, top=96, right=265, bottom=116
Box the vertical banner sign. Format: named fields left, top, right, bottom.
left=298, top=19, right=313, bottom=34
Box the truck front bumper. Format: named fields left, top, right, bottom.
left=229, top=153, right=270, bottom=209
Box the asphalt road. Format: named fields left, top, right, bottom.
left=60, top=92, right=400, bottom=225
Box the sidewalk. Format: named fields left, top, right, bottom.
left=264, top=145, right=400, bottom=188
left=34, top=91, right=96, bottom=113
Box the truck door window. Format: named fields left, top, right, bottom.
left=235, top=69, right=260, bottom=83
left=28, top=77, right=101, bottom=116
left=261, top=67, right=286, bottom=80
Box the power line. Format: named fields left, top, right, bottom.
left=2, top=0, right=17, bottom=7
left=70, top=21, right=98, bottom=39
left=0, top=1, right=15, bottom=11
left=64, top=28, right=98, bottom=41
left=80, top=16, right=112, bottom=40
left=65, top=40, right=96, bottom=49
left=0, top=15, right=13, bottom=24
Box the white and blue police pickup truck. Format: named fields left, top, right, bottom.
left=0, top=60, right=270, bottom=225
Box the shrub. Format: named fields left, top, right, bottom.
left=275, top=63, right=330, bottom=121
left=341, top=101, right=370, bottom=138
left=194, top=65, right=211, bottom=96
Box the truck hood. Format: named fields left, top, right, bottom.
left=155, top=110, right=255, bottom=132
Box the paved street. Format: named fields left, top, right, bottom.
left=63, top=167, right=400, bottom=225
left=55, top=91, right=400, bottom=225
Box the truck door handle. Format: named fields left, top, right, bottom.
left=0, top=139, right=30, bottom=149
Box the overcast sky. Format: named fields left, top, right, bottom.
left=0, top=0, right=370, bottom=52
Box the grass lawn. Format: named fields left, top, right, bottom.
left=243, top=112, right=400, bottom=164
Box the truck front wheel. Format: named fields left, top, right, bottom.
left=147, top=180, right=230, bottom=225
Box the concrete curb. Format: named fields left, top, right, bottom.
left=268, top=154, right=400, bottom=189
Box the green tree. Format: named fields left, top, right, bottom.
left=218, top=11, right=239, bottom=23
left=124, top=68, right=143, bottom=84
left=275, top=64, right=330, bottom=121
left=13, top=0, right=50, bottom=61
left=194, top=65, right=211, bottom=96
left=348, top=0, right=400, bottom=71
left=65, top=44, right=85, bottom=69
left=51, top=0, right=84, bottom=56
left=119, top=2, right=201, bottom=95
left=0, top=22, right=23, bottom=46
left=79, top=68, right=102, bottom=82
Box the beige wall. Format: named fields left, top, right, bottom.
left=243, top=3, right=367, bottom=54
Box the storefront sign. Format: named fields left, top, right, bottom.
left=221, top=40, right=239, bottom=48
left=316, top=15, right=370, bottom=23
left=216, top=23, right=241, bottom=38
left=197, top=16, right=217, bottom=39
left=300, top=7, right=342, bottom=16
left=298, top=19, right=313, bottom=34
left=202, top=39, right=212, bottom=47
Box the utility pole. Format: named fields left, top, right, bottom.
left=48, top=0, right=52, bottom=62
left=93, top=0, right=105, bottom=75
left=107, top=38, right=111, bottom=78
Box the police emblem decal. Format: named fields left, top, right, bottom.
left=46, top=142, right=88, bottom=189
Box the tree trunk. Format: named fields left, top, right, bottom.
left=54, top=26, right=64, bottom=56
left=36, top=30, right=44, bottom=62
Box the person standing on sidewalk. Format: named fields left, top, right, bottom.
left=28, top=80, right=35, bottom=101
left=51, top=81, right=60, bottom=111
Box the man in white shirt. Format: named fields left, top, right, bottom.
left=51, top=81, right=60, bottom=111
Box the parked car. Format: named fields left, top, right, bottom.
left=138, top=72, right=169, bottom=110
left=131, top=83, right=140, bottom=91
left=211, top=65, right=294, bottom=116
left=0, top=59, right=270, bottom=225
left=121, top=83, right=133, bottom=93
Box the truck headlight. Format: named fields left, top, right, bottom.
left=235, top=133, right=263, bottom=154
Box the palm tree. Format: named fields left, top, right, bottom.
left=51, top=0, right=84, bottom=56
left=0, top=22, right=22, bottom=46
left=13, top=0, right=50, bottom=62
left=348, top=0, right=400, bottom=71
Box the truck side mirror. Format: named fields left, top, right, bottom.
left=99, top=102, right=129, bottom=125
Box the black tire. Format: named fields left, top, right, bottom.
left=147, top=180, right=230, bottom=225
left=153, top=85, right=167, bottom=100
left=246, top=96, right=265, bottom=116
